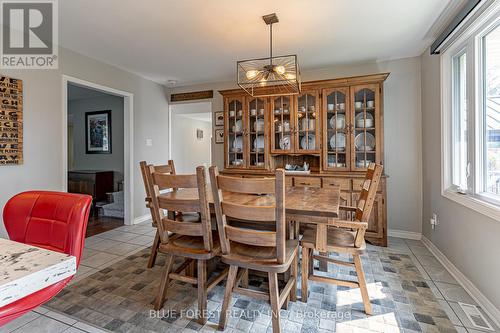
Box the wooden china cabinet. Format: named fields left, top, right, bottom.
left=221, top=73, right=389, bottom=246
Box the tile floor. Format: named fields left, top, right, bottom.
left=1, top=222, right=498, bottom=333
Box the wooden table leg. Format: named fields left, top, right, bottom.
left=315, top=224, right=328, bottom=272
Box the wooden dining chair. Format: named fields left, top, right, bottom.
left=209, top=166, right=298, bottom=333
left=300, top=163, right=383, bottom=315
left=140, top=160, right=177, bottom=268
left=143, top=164, right=227, bottom=324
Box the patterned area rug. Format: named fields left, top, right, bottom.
left=45, top=248, right=457, bottom=333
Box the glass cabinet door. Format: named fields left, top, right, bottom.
left=225, top=97, right=246, bottom=168
left=350, top=84, right=380, bottom=171
left=323, top=88, right=350, bottom=171
left=247, top=97, right=268, bottom=169
left=271, top=96, right=293, bottom=153
left=295, top=91, right=320, bottom=153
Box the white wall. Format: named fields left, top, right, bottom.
left=169, top=57, right=423, bottom=235
left=421, top=48, right=500, bottom=310
left=68, top=95, right=125, bottom=186
left=171, top=114, right=212, bottom=174
left=0, top=47, right=169, bottom=236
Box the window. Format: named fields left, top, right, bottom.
left=442, top=3, right=500, bottom=218
left=452, top=51, right=468, bottom=190
left=482, top=24, right=500, bottom=197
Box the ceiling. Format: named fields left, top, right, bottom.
left=60, top=0, right=454, bottom=86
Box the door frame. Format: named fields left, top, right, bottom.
left=62, top=75, right=135, bottom=225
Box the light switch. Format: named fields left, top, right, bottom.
left=145, top=139, right=153, bottom=146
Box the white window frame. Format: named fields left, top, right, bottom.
left=441, top=2, right=500, bottom=221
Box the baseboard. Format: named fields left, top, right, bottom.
left=421, top=236, right=500, bottom=327
left=388, top=229, right=422, bottom=240
left=133, top=213, right=151, bottom=225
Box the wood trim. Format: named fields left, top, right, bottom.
left=170, top=90, right=213, bottom=102
left=218, top=73, right=390, bottom=96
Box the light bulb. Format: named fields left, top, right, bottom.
left=285, top=73, right=296, bottom=80
left=259, top=77, right=267, bottom=86
left=274, top=65, right=286, bottom=75
left=246, top=70, right=259, bottom=80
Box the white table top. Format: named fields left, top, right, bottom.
left=0, top=238, right=77, bottom=307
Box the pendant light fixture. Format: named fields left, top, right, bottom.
left=237, top=13, right=301, bottom=97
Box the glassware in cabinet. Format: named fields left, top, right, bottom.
left=226, top=97, right=246, bottom=168
left=295, top=91, right=320, bottom=153
left=350, top=84, right=380, bottom=171
left=322, top=88, right=350, bottom=171
left=271, top=96, right=293, bottom=153
left=247, top=97, right=268, bottom=169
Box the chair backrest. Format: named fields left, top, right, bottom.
left=3, top=191, right=92, bottom=266
left=143, top=163, right=213, bottom=251
left=209, top=167, right=286, bottom=264
left=140, top=160, right=176, bottom=218
left=354, top=163, right=383, bottom=222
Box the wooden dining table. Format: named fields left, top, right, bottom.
left=158, top=185, right=341, bottom=252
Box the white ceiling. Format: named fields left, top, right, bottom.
left=60, top=0, right=453, bottom=86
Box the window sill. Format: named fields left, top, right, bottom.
left=442, top=189, right=500, bottom=222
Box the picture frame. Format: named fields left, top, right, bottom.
left=215, top=128, right=224, bottom=144
left=85, top=110, right=112, bottom=154
left=196, top=129, right=203, bottom=139
left=214, top=111, right=224, bottom=126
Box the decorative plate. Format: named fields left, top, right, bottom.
left=329, top=114, right=346, bottom=129
left=233, top=136, right=243, bottom=150
left=354, top=132, right=375, bottom=151
left=234, top=119, right=243, bottom=132
left=300, top=134, right=316, bottom=150
left=253, top=135, right=265, bottom=150
left=254, top=119, right=265, bottom=132
left=279, top=135, right=291, bottom=150
left=330, top=133, right=346, bottom=150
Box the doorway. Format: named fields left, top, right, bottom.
left=170, top=102, right=212, bottom=173
left=62, top=76, right=134, bottom=236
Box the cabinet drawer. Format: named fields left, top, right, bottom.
left=293, top=177, right=321, bottom=188
left=285, top=176, right=293, bottom=187
left=322, top=177, right=350, bottom=191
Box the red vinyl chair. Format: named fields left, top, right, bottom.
left=0, top=191, right=92, bottom=326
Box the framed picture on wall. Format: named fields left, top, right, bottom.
left=215, top=128, right=224, bottom=144
left=86, top=110, right=112, bottom=154
left=214, top=111, right=224, bottom=126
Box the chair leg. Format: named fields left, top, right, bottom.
left=219, top=265, right=238, bottom=330
left=154, top=254, right=174, bottom=310
left=268, top=272, right=281, bottom=333
left=197, top=260, right=207, bottom=325
left=147, top=230, right=160, bottom=268
left=241, top=268, right=249, bottom=288
left=353, top=254, right=372, bottom=315
left=290, top=252, right=298, bottom=302
left=301, top=246, right=309, bottom=303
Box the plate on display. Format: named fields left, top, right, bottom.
left=233, top=136, right=243, bottom=150
left=354, top=132, right=375, bottom=151
left=355, top=112, right=374, bottom=128
left=234, top=119, right=243, bottom=132
left=254, top=119, right=265, bottom=132
left=300, top=134, right=316, bottom=150
left=253, top=135, right=265, bottom=150
left=329, top=114, right=346, bottom=129
left=279, top=135, right=291, bottom=150
left=330, top=133, right=346, bottom=150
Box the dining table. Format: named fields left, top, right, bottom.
left=158, top=185, right=341, bottom=253
left=0, top=238, right=77, bottom=308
